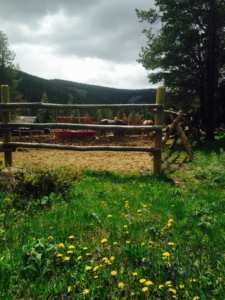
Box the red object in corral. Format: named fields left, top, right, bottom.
left=54, top=130, right=97, bottom=140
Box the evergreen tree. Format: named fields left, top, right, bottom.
left=137, top=0, right=225, bottom=139
left=0, top=31, right=18, bottom=98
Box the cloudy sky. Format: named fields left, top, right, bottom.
left=0, top=0, right=155, bottom=89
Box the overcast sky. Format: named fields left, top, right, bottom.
left=0, top=0, right=155, bottom=89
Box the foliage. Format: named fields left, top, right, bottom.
left=16, top=71, right=156, bottom=105
left=136, top=0, right=225, bottom=136
left=0, top=149, right=225, bottom=299
left=0, top=31, right=19, bottom=97
left=0, top=168, right=79, bottom=210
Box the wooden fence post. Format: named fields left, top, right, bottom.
left=153, top=86, right=166, bottom=175
left=1, top=85, right=12, bottom=167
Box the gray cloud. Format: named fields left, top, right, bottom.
left=0, top=0, right=154, bottom=63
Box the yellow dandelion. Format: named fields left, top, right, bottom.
left=179, top=284, right=185, bottom=289
left=83, top=247, right=88, bottom=251
left=57, top=243, right=65, bottom=249
left=165, top=281, right=172, bottom=287
left=85, top=265, right=92, bottom=271
left=67, top=250, right=74, bottom=255
left=93, top=266, right=100, bottom=272
left=118, top=282, right=125, bottom=289
left=130, top=291, right=135, bottom=297
left=55, top=253, right=63, bottom=258
left=47, top=235, right=54, bottom=241
left=111, top=270, right=118, bottom=276
left=124, top=201, right=129, bottom=208
left=192, top=297, right=200, bottom=300
left=168, top=242, right=176, bottom=247
left=132, top=272, right=138, bottom=277
left=101, top=238, right=108, bottom=244
left=159, top=284, right=164, bottom=289
left=77, top=255, right=82, bottom=261
left=63, top=256, right=70, bottom=262
left=68, top=235, right=75, bottom=240
left=68, top=245, right=75, bottom=250
left=144, top=280, right=154, bottom=286
left=110, top=256, right=115, bottom=262
left=82, top=289, right=90, bottom=296
left=141, top=287, right=149, bottom=293
left=139, top=278, right=146, bottom=284
left=86, top=252, right=92, bottom=257
left=67, top=286, right=72, bottom=293
left=113, top=241, right=118, bottom=246
left=168, top=288, right=177, bottom=295
left=162, top=252, right=171, bottom=259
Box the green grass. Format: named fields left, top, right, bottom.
left=0, top=148, right=225, bottom=299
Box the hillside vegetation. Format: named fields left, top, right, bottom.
left=16, top=71, right=155, bottom=104
left=0, top=145, right=225, bottom=299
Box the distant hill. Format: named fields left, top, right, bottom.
left=16, top=71, right=156, bottom=105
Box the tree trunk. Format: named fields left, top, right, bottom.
left=204, top=0, right=217, bottom=140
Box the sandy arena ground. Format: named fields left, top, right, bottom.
left=0, top=135, right=154, bottom=173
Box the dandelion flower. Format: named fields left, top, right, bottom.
left=111, top=270, right=118, bottom=276
left=118, top=282, right=125, bottom=289
left=68, top=245, right=75, bottom=250
left=113, top=241, right=118, bottom=246
left=165, top=281, right=172, bottom=287
left=179, top=284, right=185, bottom=289
left=168, top=242, right=176, bottom=247
left=57, top=243, right=65, bottom=249
left=93, top=266, right=100, bottom=272
left=67, top=286, right=72, bottom=293
left=141, top=287, right=149, bottom=293
left=67, top=250, right=74, bottom=255
left=55, top=253, right=63, bottom=258
left=139, top=278, right=146, bottom=284
left=132, top=272, right=138, bottom=277
left=82, top=289, right=90, bottom=296
left=192, top=297, right=200, bottom=300
left=159, top=284, right=164, bottom=289
left=83, top=247, right=88, bottom=251
left=130, top=292, right=135, bottom=297
left=101, top=238, right=108, bottom=244
left=63, top=256, right=70, bottom=262
left=110, top=256, right=115, bottom=262
left=144, top=280, right=154, bottom=286
left=77, top=256, right=82, bottom=261
left=68, top=235, right=75, bottom=240
left=162, top=252, right=171, bottom=259
left=85, top=265, right=92, bottom=272
left=168, top=288, right=177, bottom=295
left=47, top=235, right=54, bottom=241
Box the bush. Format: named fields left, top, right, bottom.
left=0, top=168, right=79, bottom=210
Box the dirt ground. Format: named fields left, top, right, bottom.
left=0, top=135, right=154, bottom=173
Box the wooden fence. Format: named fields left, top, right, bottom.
left=0, top=85, right=165, bottom=174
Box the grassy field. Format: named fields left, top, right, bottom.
left=0, top=144, right=225, bottom=299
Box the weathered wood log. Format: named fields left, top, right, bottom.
left=0, top=142, right=160, bottom=153
left=0, top=122, right=163, bottom=133
left=1, top=85, right=12, bottom=167
left=0, top=102, right=163, bottom=111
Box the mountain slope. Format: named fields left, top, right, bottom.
left=17, top=71, right=156, bottom=104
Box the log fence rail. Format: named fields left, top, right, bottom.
left=0, top=85, right=165, bottom=174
